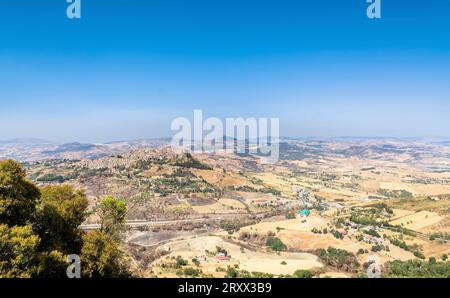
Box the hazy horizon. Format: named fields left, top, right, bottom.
left=2, top=135, right=450, bottom=146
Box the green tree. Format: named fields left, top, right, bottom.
left=0, top=224, right=40, bottom=277
left=183, top=267, right=201, bottom=277
left=266, top=236, right=287, bottom=251
left=34, top=185, right=89, bottom=254
left=285, top=213, right=295, bottom=219
left=428, top=257, right=437, bottom=265
left=80, top=230, right=130, bottom=278
left=293, top=269, right=314, bottom=278
left=81, top=195, right=130, bottom=278
left=0, top=160, right=40, bottom=226
left=225, top=266, right=238, bottom=278
left=176, top=257, right=188, bottom=267
left=0, top=224, right=68, bottom=278
left=317, top=247, right=360, bottom=272
left=35, top=250, right=68, bottom=278
left=98, top=196, right=127, bottom=237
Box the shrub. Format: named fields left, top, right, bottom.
left=357, top=248, right=367, bottom=255
left=371, top=245, right=382, bottom=252
left=293, top=270, right=314, bottom=278
left=331, top=230, right=344, bottom=239
left=317, top=247, right=360, bottom=272
left=183, top=267, right=201, bottom=277
left=266, top=237, right=287, bottom=251
left=285, top=213, right=295, bottom=219
left=364, top=229, right=381, bottom=238
left=176, top=257, right=188, bottom=267
left=225, top=266, right=238, bottom=278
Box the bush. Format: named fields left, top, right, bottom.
left=225, top=266, right=238, bottom=278
left=176, top=257, right=188, bottom=267
left=183, top=267, right=201, bottom=277
left=357, top=248, right=367, bottom=255
left=293, top=270, right=314, bottom=278
left=371, top=245, right=382, bottom=252
left=364, top=229, right=381, bottom=238
left=331, top=230, right=344, bottom=239
left=317, top=247, right=360, bottom=272
left=285, top=213, right=295, bottom=219
left=266, top=236, right=287, bottom=251
left=413, top=251, right=425, bottom=260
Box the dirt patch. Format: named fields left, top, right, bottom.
left=152, top=236, right=322, bottom=276
left=390, top=211, right=444, bottom=232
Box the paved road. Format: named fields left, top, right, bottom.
left=80, top=213, right=249, bottom=230
left=80, top=200, right=302, bottom=231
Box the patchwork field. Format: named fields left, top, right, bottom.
left=151, top=236, right=322, bottom=277
left=234, top=216, right=417, bottom=265
left=390, top=211, right=444, bottom=232
left=192, top=198, right=247, bottom=214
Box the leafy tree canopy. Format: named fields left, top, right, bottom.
left=34, top=185, right=89, bottom=254
left=0, top=160, right=131, bottom=278
left=0, top=160, right=40, bottom=226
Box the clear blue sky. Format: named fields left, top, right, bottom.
left=1, top=0, right=450, bottom=142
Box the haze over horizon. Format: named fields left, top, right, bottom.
left=2, top=135, right=450, bottom=147
left=1, top=0, right=450, bottom=143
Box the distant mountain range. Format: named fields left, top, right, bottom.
left=0, top=138, right=170, bottom=161
left=2, top=136, right=450, bottom=163
left=0, top=138, right=56, bottom=145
